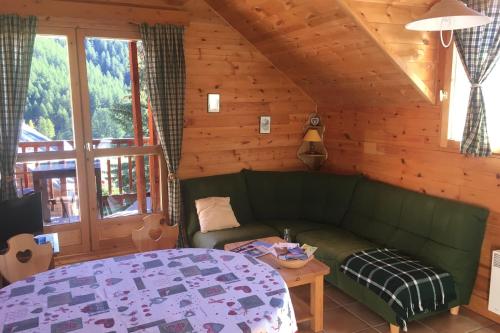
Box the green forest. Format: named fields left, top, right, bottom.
left=25, top=36, right=148, bottom=141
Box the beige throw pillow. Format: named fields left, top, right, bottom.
left=195, top=197, right=240, bottom=233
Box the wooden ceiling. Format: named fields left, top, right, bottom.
left=205, top=0, right=439, bottom=108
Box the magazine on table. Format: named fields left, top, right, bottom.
left=230, top=240, right=272, bottom=258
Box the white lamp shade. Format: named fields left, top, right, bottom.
left=405, top=0, right=492, bottom=31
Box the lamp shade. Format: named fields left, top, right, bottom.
left=405, top=0, right=492, bottom=31
left=303, top=129, right=322, bottom=142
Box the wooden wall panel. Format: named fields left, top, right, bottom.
left=179, top=0, right=314, bottom=178
left=322, top=103, right=500, bottom=323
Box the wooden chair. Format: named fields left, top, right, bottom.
left=132, top=214, right=179, bottom=252
left=0, top=233, right=53, bottom=283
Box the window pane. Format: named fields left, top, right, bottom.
left=85, top=38, right=151, bottom=148
left=95, top=154, right=161, bottom=219
left=15, top=159, right=81, bottom=225
left=448, top=46, right=470, bottom=142
left=22, top=35, right=75, bottom=150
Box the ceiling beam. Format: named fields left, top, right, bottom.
left=1, top=0, right=190, bottom=26
left=335, top=0, right=436, bottom=104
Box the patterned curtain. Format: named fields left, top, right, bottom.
left=455, top=0, right=500, bottom=157
left=139, top=24, right=186, bottom=245
left=0, top=15, right=37, bottom=201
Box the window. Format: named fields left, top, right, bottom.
left=17, top=34, right=82, bottom=224
left=15, top=26, right=166, bottom=253
left=447, top=45, right=500, bottom=152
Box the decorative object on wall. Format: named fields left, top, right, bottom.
left=260, top=116, right=271, bottom=134
left=297, top=114, right=328, bottom=170
left=303, top=129, right=322, bottom=154
left=405, top=0, right=492, bottom=47
left=310, top=115, right=320, bottom=126
left=207, top=93, right=220, bottom=113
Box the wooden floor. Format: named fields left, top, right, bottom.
left=293, top=283, right=500, bottom=333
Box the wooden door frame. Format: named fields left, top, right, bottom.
left=17, top=26, right=92, bottom=254
left=19, top=23, right=167, bottom=257
left=74, top=27, right=165, bottom=252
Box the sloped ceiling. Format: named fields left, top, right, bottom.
left=205, top=0, right=439, bottom=108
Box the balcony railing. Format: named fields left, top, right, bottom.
left=16, top=138, right=160, bottom=222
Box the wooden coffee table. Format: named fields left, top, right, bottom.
left=224, top=236, right=330, bottom=332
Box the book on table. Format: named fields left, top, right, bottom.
left=230, top=240, right=318, bottom=261
left=229, top=240, right=272, bottom=258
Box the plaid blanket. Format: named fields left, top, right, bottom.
left=340, top=248, right=456, bottom=330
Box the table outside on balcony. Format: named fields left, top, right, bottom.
left=32, top=160, right=103, bottom=222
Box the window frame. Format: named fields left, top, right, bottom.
left=17, top=21, right=169, bottom=254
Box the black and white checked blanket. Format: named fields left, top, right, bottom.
left=340, top=248, right=456, bottom=330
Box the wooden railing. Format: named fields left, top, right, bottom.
left=16, top=137, right=160, bottom=216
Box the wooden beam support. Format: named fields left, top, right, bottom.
left=335, top=0, right=436, bottom=105
left=129, top=41, right=147, bottom=214
left=2, top=0, right=190, bottom=26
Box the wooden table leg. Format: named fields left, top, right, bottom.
left=310, top=275, right=324, bottom=332
left=49, top=255, right=55, bottom=270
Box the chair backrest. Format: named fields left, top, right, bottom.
left=0, top=233, right=53, bottom=283
left=132, top=214, right=179, bottom=252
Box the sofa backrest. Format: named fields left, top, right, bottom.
left=301, top=172, right=361, bottom=225
left=242, top=170, right=360, bottom=225
left=242, top=169, right=304, bottom=220
left=180, top=172, right=254, bottom=243
left=343, top=177, right=489, bottom=303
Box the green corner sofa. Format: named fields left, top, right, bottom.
left=181, top=169, right=488, bottom=328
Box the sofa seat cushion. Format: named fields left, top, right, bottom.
left=191, top=223, right=279, bottom=249
left=297, top=228, right=376, bottom=285
left=297, top=227, right=377, bottom=263
left=260, top=219, right=325, bottom=241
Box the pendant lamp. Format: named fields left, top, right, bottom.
left=405, top=0, right=492, bottom=47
